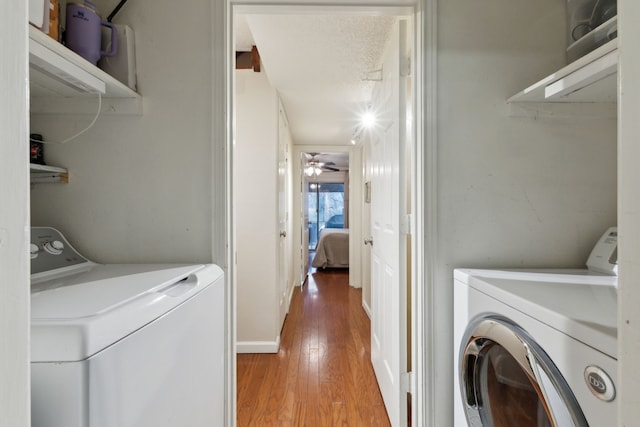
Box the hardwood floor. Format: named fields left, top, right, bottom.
left=237, top=268, right=391, bottom=426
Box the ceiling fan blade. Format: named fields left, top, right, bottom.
left=323, top=166, right=340, bottom=172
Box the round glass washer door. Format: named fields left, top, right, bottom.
left=459, top=315, right=588, bottom=427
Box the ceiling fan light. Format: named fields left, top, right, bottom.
left=304, top=164, right=323, bottom=178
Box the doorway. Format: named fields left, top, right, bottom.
left=228, top=3, right=426, bottom=426
left=303, top=151, right=349, bottom=276
left=296, top=145, right=358, bottom=287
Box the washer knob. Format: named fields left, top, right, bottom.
left=30, top=243, right=39, bottom=259
left=585, top=365, right=616, bottom=402
left=44, top=240, right=64, bottom=255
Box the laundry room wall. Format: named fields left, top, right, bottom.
left=433, top=0, right=617, bottom=425
left=30, top=0, right=215, bottom=264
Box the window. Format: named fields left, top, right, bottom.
left=307, top=182, right=344, bottom=249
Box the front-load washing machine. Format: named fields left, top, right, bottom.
left=30, top=227, right=226, bottom=426
left=453, top=268, right=617, bottom=426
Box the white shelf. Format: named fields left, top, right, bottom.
left=30, top=164, right=69, bottom=184
left=29, top=25, right=141, bottom=114
left=508, top=38, right=618, bottom=104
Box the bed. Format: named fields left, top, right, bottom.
left=312, top=228, right=349, bottom=269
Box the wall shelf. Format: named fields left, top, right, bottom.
left=29, top=25, right=141, bottom=114
left=30, top=164, right=69, bottom=184
left=508, top=38, right=618, bottom=104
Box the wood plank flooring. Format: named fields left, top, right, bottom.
left=237, top=268, right=391, bottom=426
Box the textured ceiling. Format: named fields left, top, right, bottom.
left=235, top=13, right=397, bottom=147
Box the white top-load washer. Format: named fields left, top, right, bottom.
left=30, top=227, right=225, bottom=427
left=453, top=228, right=618, bottom=427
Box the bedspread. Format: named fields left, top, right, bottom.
left=312, top=228, right=349, bottom=268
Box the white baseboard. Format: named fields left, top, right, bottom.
left=288, top=282, right=296, bottom=307
left=236, top=336, right=280, bottom=354
left=362, top=299, right=371, bottom=319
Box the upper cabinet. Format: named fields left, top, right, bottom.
left=29, top=26, right=141, bottom=114
left=508, top=38, right=617, bottom=104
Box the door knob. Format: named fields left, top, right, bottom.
left=364, top=238, right=373, bottom=246
left=280, top=231, right=287, bottom=238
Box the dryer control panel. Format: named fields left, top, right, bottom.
left=31, top=227, right=91, bottom=275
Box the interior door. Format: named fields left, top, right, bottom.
left=278, top=103, right=290, bottom=327
left=370, top=19, right=408, bottom=427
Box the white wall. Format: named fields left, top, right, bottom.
left=235, top=68, right=280, bottom=350
left=435, top=0, right=617, bottom=425
left=30, top=0, right=214, bottom=264
left=1, top=0, right=30, bottom=424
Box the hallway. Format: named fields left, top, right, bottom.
left=237, top=269, right=391, bottom=426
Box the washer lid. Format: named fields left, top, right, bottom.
left=31, top=263, right=224, bottom=362
left=454, top=268, right=618, bottom=358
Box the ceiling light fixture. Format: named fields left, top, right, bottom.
left=362, top=110, right=376, bottom=128
left=304, top=163, right=323, bottom=177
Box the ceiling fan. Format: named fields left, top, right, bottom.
left=304, top=153, right=340, bottom=177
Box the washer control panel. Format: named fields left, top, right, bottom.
left=31, top=227, right=89, bottom=275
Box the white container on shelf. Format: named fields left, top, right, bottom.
left=29, top=0, right=47, bottom=28
left=566, top=0, right=617, bottom=62
left=99, top=24, right=137, bottom=91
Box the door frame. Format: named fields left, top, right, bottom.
left=219, top=1, right=438, bottom=426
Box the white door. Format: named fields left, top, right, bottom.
left=370, top=19, right=408, bottom=427
left=278, top=103, right=290, bottom=327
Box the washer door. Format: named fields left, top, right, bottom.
left=459, top=315, right=588, bottom=427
